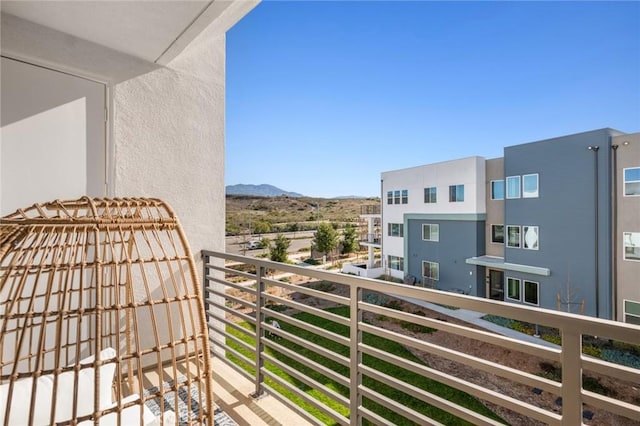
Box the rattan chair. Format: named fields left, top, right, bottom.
left=0, top=197, right=213, bottom=426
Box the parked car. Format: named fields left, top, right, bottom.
left=245, top=239, right=261, bottom=249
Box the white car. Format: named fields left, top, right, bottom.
left=245, top=240, right=260, bottom=249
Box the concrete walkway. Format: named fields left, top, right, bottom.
left=399, top=296, right=560, bottom=349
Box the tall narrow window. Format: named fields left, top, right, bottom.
left=401, top=189, right=408, bottom=204
left=449, top=184, right=464, bottom=202
left=387, top=191, right=393, bottom=204
left=388, top=223, right=404, bottom=237
left=423, top=187, right=436, bottom=203
left=522, top=174, right=539, bottom=198
left=388, top=255, right=404, bottom=271
left=507, top=277, right=521, bottom=301
left=491, top=180, right=504, bottom=200
left=491, top=225, right=504, bottom=244
left=506, top=176, right=520, bottom=199
left=624, top=167, right=640, bottom=196
left=507, top=225, right=521, bottom=248
left=422, top=261, right=439, bottom=281
left=394, top=190, right=401, bottom=204
left=422, top=224, right=439, bottom=241
left=523, top=226, right=539, bottom=250
left=623, top=232, right=640, bottom=261
left=524, top=280, right=539, bottom=305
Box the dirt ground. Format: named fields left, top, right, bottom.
left=226, top=275, right=640, bottom=425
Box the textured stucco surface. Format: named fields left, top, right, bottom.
left=113, top=25, right=227, bottom=262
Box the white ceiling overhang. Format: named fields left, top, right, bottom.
left=0, top=0, right=245, bottom=66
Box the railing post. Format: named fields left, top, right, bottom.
left=253, top=264, right=266, bottom=398
left=561, top=328, right=582, bottom=424
left=202, top=252, right=210, bottom=324
left=350, top=285, right=362, bottom=425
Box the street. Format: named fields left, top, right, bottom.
left=225, top=231, right=315, bottom=257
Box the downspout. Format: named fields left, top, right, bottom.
left=588, top=145, right=600, bottom=318
left=611, top=144, right=619, bottom=320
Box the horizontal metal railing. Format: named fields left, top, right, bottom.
left=202, top=250, right=640, bottom=425
left=360, top=205, right=381, bottom=215
left=358, top=233, right=381, bottom=245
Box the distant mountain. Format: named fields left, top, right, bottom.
left=226, top=184, right=304, bottom=197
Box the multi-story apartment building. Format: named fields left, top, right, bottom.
left=379, top=128, right=640, bottom=322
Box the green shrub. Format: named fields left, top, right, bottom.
left=602, top=348, right=640, bottom=369
left=582, top=345, right=601, bottom=358
left=541, top=334, right=562, bottom=345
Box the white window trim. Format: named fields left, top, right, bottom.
left=506, top=225, right=521, bottom=248
left=623, top=299, right=640, bottom=325
left=491, top=180, right=505, bottom=200
left=623, top=167, right=640, bottom=197
left=422, top=260, right=439, bottom=281
left=523, top=225, right=539, bottom=251
left=623, top=231, right=640, bottom=262
left=523, top=280, right=539, bottom=306
left=422, top=224, right=439, bottom=242
left=522, top=173, right=539, bottom=198
left=506, top=176, right=521, bottom=199
left=491, top=224, right=504, bottom=245
left=506, top=277, right=521, bottom=302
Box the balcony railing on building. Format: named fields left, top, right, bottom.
left=360, top=205, right=381, bottom=215
left=359, top=233, right=381, bottom=245
left=202, top=250, right=640, bottom=426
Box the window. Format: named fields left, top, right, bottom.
left=507, top=277, right=521, bottom=301
left=388, top=223, right=404, bottom=237
left=449, top=184, right=464, bottom=202
left=394, top=190, right=401, bottom=204
left=624, top=167, right=640, bottom=196
left=388, top=255, right=404, bottom=271
left=422, top=261, right=439, bottom=281
left=422, top=224, right=439, bottom=241
left=424, top=187, right=437, bottom=203
left=523, top=280, right=539, bottom=305
left=623, top=232, right=640, bottom=261
left=523, top=226, right=539, bottom=250
left=624, top=300, right=640, bottom=325
left=507, top=225, right=521, bottom=248
left=401, top=189, right=408, bottom=204
left=522, top=174, right=539, bottom=198
left=506, top=176, right=520, bottom=199
left=387, top=191, right=393, bottom=204
left=491, top=225, right=504, bottom=244
left=491, top=180, right=504, bottom=200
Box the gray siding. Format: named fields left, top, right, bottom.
left=406, top=218, right=485, bottom=295
left=504, top=128, right=621, bottom=318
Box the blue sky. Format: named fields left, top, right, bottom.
left=226, top=1, right=640, bottom=198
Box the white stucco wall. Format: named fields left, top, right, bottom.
left=380, top=156, right=487, bottom=272
left=112, top=26, right=227, bottom=260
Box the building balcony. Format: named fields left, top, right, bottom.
left=203, top=250, right=640, bottom=425
left=359, top=233, right=382, bottom=246
left=360, top=205, right=381, bottom=216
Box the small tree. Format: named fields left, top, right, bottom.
left=269, top=234, right=290, bottom=263
left=341, top=223, right=359, bottom=255
left=313, top=222, right=338, bottom=260
left=253, top=220, right=271, bottom=236
left=260, top=237, right=271, bottom=251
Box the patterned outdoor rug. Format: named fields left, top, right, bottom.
left=144, top=377, right=237, bottom=426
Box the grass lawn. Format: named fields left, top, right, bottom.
left=227, top=306, right=505, bottom=425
